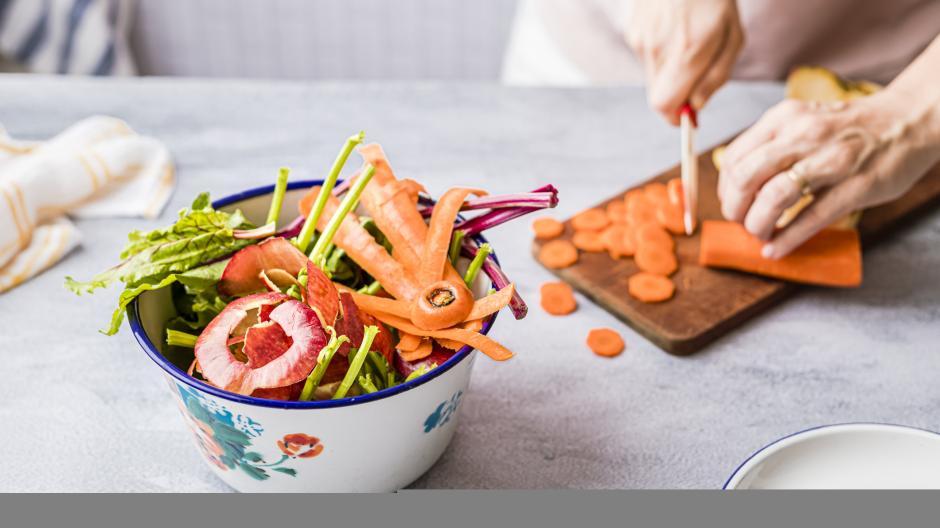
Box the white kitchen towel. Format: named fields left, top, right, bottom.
left=0, top=115, right=174, bottom=292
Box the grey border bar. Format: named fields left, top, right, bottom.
left=3, top=491, right=940, bottom=528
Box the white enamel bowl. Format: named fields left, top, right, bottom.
left=724, top=423, right=940, bottom=489
left=129, top=180, right=501, bottom=492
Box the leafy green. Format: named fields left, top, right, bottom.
left=65, top=194, right=250, bottom=335
left=299, top=329, right=349, bottom=401
left=404, top=364, right=437, bottom=383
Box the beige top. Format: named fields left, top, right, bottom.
left=535, top=0, right=940, bottom=84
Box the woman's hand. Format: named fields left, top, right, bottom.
left=718, top=91, right=940, bottom=258
left=627, top=0, right=744, bottom=125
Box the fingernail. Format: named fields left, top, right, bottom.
left=761, top=244, right=776, bottom=259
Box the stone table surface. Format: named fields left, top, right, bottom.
left=1, top=75, right=938, bottom=492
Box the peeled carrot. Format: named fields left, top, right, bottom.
left=626, top=192, right=658, bottom=226
left=572, top=230, right=606, bottom=252
left=532, top=217, right=564, bottom=240
left=698, top=220, right=862, bottom=287
left=538, top=239, right=579, bottom=269
left=606, top=200, right=627, bottom=224
left=540, top=281, right=577, bottom=315
left=298, top=186, right=420, bottom=300
left=644, top=182, right=669, bottom=206
left=636, top=246, right=678, bottom=276
left=628, top=272, right=676, bottom=302
left=667, top=178, right=683, bottom=207
left=571, top=209, right=610, bottom=231
left=586, top=328, right=625, bottom=357
left=420, top=187, right=485, bottom=285
left=635, top=222, right=675, bottom=252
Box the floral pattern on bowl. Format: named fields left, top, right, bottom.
left=424, top=390, right=463, bottom=433
left=174, top=383, right=322, bottom=480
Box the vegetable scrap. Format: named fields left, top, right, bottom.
left=68, top=133, right=559, bottom=401
left=627, top=273, right=675, bottom=303
left=532, top=217, right=564, bottom=240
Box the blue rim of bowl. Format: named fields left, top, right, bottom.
left=128, top=179, right=500, bottom=409
left=722, top=422, right=940, bottom=489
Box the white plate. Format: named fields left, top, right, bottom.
left=724, top=423, right=940, bottom=489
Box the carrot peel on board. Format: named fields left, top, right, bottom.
left=698, top=220, right=862, bottom=287
left=586, top=328, right=625, bottom=357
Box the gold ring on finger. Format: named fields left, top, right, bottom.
left=785, top=163, right=813, bottom=197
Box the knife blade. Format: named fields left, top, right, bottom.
left=679, top=104, right=698, bottom=235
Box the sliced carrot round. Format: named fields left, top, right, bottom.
left=628, top=272, right=675, bottom=303
left=540, top=282, right=577, bottom=315
left=644, top=182, right=669, bottom=206
left=571, top=208, right=610, bottom=232
left=656, top=203, right=685, bottom=235
left=601, top=225, right=629, bottom=259
left=667, top=178, right=684, bottom=207
left=538, top=239, right=579, bottom=269
left=626, top=192, right=658, bottom=226
left=635, top=246, right=678, bottom=276
left=532, top=217, right=564, bottom=240
left=606, top=200, right=627, bottom=224
left=635, top=222, right=675, bottom=252
left=586, top=328, right=625, bottom=357
left=572, top=230, right=606, bottom=252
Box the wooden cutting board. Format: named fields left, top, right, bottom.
left=532, top=142, right=940, bottom=355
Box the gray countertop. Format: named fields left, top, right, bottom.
left=1, top=75, right=938, bottom=491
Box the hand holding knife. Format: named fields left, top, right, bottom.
left=679, top=104, right=698, bottom=235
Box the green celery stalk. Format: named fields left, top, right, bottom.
left=356, top=280, right=382, bottom=295
left=265, top=167, right=290, bottom=227
left=299, top=330, right=349, bottom=401
left=295, top=132, right=365, bottom=253
left=448, top=230, right=465, bottom=267
left=166, top=329, right=198, bottom=348
left=309, top=164, right=375, bottom=269
left=463, top=243, right=491, bottom=288
left=357, top=374, right=379, bottom=394
left=333, top=325, right=379, bottom=399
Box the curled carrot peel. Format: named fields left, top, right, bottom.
left=410, top=280, right=475, bottom=331
left=397, top=332, right=422, bottom=352
left=348, top=283, right=513, bottom=326
left=298, top=186, right=420, bottom=300
left=363, top=310, right=513, bottom=361
left=436, top=318, right=483, bottom=350
left=420, top=187, right=486, bottom=285
left=400, top=338, right=434, bottom=362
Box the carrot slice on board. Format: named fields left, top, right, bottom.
left=398, top=332, right=422, bottom=352
left=636, top=246, right=678, bottom=276
left=420, top=187, right=486, bottom=285
left=298, top=186, right=420, bottom=300
left=586, top=328, right=625, bottom=357
left=364, top=311, right=513, bottom=361
left=656, top=202, right=685, bottom=235
left=571, top=209, right=610, bottom=231
left=635, top=222, right=675, bottom=252
left=572, top=230, right=606, bottom=252
left=540, top=281, right=577, bottom=315
left=626, top=192, right=658, bottom=226
left=606, top=200, right=627, bottom=224
left=628, top=272, right=676, bottom=302
left=644, top=182, right=669, bottom=206
left=667, top=178, right=684, bottom=207
left=538, top=239, right=579, bottom=269
left=698, top=220, right=862, bottom=287
left=601, top=225, right=629, bottom=259
left=400, top=338, right=434, bottom=362
left=532, top=217, right=564, bottom=240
